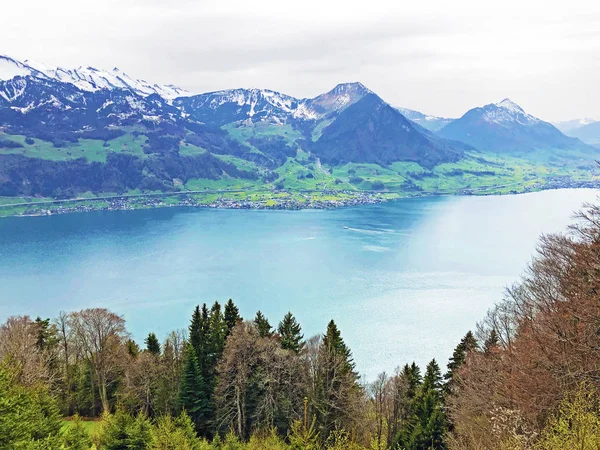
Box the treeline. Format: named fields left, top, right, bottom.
left=0, top=298, right=455, bottom=449
left=445, top=203, right=600, bottom=449
left=2, top=204, right=600, bottom=449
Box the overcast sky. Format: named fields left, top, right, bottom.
left=3, top=0, right=600, bottom=121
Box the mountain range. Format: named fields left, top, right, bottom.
left=553, top=118, right=600, bottom=146
left=0, top=55, right=597, bottom=200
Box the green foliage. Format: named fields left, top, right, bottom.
left=277, top=312, right=304, bottom=353
left=288, top=417, right=320, bottom=450
left=145, top=333, right=161, bottom=356
left=0, top=368, right=62, bottom=449
left=98, top=409, right=153, bottom=450
left=60, top=415, right=92, bottom=450
left=535, top=385, right=600, bottom=450
left=253, top=311, right=273, bottom=338
left=224, top=299, right=242, bottom=337
left=323, top=320, right=355, bottom=373
left=396, top=360, right=446, bottom=450
left=179, top=345, right=209, bottom=433
left=150, top=412, right=205, bottom=450
left=444, top=331, right=477, bottom=390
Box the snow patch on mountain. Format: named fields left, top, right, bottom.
left=483, top=98, right=540, bottom=126
left=0, top=55, right=192, bottom=100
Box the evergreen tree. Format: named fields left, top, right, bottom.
left=397, top=359, right=446, bottom=450
left=34, top=316, right=58, bottom=351
left=444, top=331, right=478, bottom=388
left=224, top=299, right=242, bottom=336
left=178, top=345, right=209, bottom=435
left=145, top=332, right=161, bottom=356
left=277, top=312, right=304, bottom=353
left=483, top=328, right=499, bottom=353
left=0, top=368, right=62, bottom=448
left=60, top=415, right=91, bottom=450
left=323, top=320, right=355, bottom=373
left=253, top=310, right=273, bottom=338
left=127, top=339, right=140, bottom=358
left=189, top=305, right=203, bottom=358
left=403, top=362, right=423, bottom=399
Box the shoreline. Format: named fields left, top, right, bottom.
left=2, top=179, right=600, bottom=218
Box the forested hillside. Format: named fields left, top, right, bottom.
left=2, top=204, right=600, bottom=449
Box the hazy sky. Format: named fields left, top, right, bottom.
left=3, top=0, right=600, bottom=121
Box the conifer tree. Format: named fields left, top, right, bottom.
left=224, top=299, right=242, bottom=336
left=178, top=344, right=209, bottom=434
left=189, top=305, right=203, bottom=357
left=254, top=310, right=273, bottom=337
left=397, top=359, right=446, bottom=450
left=278, top=312, right=304, bottom=353
left=444, top=331, right=477, bottom=388
left=144, top=332, right=161, bottom=356
left=127, top=339, right=140, bottom=358
left=323, top=320, right=355, bottom=373
left=483, top=328, right=499, bottom=353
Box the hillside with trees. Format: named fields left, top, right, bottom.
left=2, top=204, right=600, bottom=449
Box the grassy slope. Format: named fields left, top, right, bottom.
left=1, top=124, right=598, bottom=217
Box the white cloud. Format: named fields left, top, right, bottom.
left=2, top=0, right=600, bottom=121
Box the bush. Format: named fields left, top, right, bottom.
left=0, top=368, right=62, bottom=449
left=61, top=415, right=92, bottom=450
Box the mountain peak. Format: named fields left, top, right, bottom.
left=0, top=55, right=191, bottom=99
left=330, top=82, right=371, bottom=95
left=495, top=98, right=524, bottom=113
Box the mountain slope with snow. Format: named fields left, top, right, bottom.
left=565, top=121, right=600, bottom=146
left=437, top=99, right=593, bottom=153
left=0, top=55, right=191, bottom=99
left=396, top=107, right=454, bottom=132
left=553, top=118, right=597, bottom=134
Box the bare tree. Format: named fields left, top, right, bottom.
left=0, top=315, right=55, bottom=386
left=67, top=308, right=128, bottom=414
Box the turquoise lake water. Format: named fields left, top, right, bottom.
left=0, top=188, right=597, bottom=378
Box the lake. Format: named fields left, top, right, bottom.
left=0, top=188, right=597, bottom=378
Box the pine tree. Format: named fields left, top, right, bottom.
left=145, top=332, right=161, bottom=356
left=61, top=415, right=91, bottom=450
left=278, top=312, right=304, bottom=353
left=483, top=328, right=499, bottom=353
left=254, top=311, right=273, bottom=338
left=323, top=320, right=355, bottom=373
left=178, top=345, right=209, bottom=434
left=189, top=305, right=203, bottom=357
left=445, top=331, right=478, bottom=388
left=224, top=299, right=242, bottom=336
left=127, top=339, right=140, bottom=358
left=408, top=359, right=446, bottom=450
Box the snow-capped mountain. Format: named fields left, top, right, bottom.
left=553, top=118, right=597, bottom=134
left=396, top=107, right=454, bottom=132
left=174, top=82, right=372, bottom=126
left=0, top=55, right=191, bottom=99
left=437, top=98, right=592, bottom=153
left=564, top=121, right=600, bottom=146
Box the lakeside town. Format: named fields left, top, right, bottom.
left=1, top=176, right=599, bottom=218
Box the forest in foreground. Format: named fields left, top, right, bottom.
left=2, top=205, right=600, bottom=449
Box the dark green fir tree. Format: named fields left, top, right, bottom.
left=445, top=331, right=478, bottom=389
left=224, top=299, right=242, bottom=336
left=178, top=344, right=209, bottom=435
left=144, top=332, right=161, bottom=356
left=254, top=310, right=273, bottom=338
left=278, top=312, right=304, bottom=353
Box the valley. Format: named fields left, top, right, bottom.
left=1, top=55, right=598, bottom=218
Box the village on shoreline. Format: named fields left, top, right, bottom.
left=1, top=177, right=599, bottom=218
